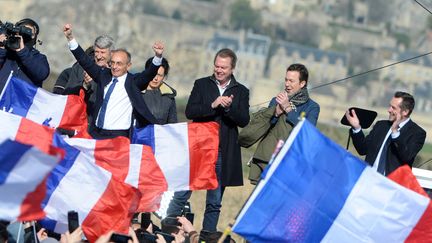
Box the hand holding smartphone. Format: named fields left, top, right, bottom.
left=67, top=211, right=79, bottom=233
left=109, top=233, right=132, bottom=243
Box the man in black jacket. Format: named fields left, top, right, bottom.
left=63, top=23, right=162, bottom=139
left=0, top=18, right=49, bottom=92
left=167, top=48, right=250, bottom=240
left=345, top=91, right=426, bottom=175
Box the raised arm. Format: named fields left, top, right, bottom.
left=63, top=24, right=102, bottom=82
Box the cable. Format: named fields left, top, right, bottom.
left=310, top=51, right=432, bottom=90
left=413, top=0, right=432, bottom=15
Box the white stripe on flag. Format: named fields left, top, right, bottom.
left=0, top=146, right=58, bottom=219
left=125, top=144, right=143, bottom=188
left=44, top=152, right=111, bottom=233
left=154, top=123, right=190, bottom=191
left=26, top=90, right=68, bottom=126
left=64, top=138, right=97, bottom=159
left=0, top=111, right=20, bottom=143
left=322, top=167, right=430, bottom=242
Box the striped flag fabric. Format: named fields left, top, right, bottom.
left=64, top=136, right=167, bottom=212
left=232, top=119, right=432, bottom=242
left=0, top=75, right=89, bottom=137
left=0, top=139, right=62, bottom=221
left=132, top=122, right=219, bottom=191
left=0, top=111, right=140, bottom=241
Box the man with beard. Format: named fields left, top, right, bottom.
left=240, top=63, right=320, bottom=184
left=345, top=91, right=426, bottom=176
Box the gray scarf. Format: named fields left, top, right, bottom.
left=288, top=87, right=309, bottom=111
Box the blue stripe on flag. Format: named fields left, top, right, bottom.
left=132, top=125, right=155, bottom=153
left=233, top=120, right=368, bottom=242
left=41, top=133, right=80, bottom=208
left=0, top=140, right=32, bottom=185
left=0, top=76, right=38, bottom=117
left=39, top=217, right=58, bottom=231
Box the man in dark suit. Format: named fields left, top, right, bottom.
left=63, top=24, right=162, bottom=139
left=166, top=48, right=250, bottom=241
left=345, top=91, right=426, bottom=175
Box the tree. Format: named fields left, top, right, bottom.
left=229, top=0, right=262, bottom=31
left=172, top=9, right=182, bottom=20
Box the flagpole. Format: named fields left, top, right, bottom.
left=16, top=222, right=23, bottom=243
left=0, top=71, right=13, bottom=100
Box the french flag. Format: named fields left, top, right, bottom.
left=0, top=74, right=89, bottom=137
left=232, top=119, right=432, bottom=242
left=0, top=140, right=62, bottom=221
left=64, top=136, right=167, bottom=212
left=0, top=111, right=140, bottom=241
left=132, top=122, right=220, bottom=191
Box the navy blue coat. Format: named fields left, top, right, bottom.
left=0, top=46, right=49, bottom=92
left=70, top=45, right=159, bottom=129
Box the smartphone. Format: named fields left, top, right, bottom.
left=109, top=233, right=132, bottom=243
left=162, top=217, right=181, bottom=226
left=137, top=231, right=157, bottom=242
left=141, top=212, right=151, bottom=230
left=184, top=212, right=194, bottom=225
left=67, top=211, right=79, bottom=233
left=155, top=231, right=175, bottom=243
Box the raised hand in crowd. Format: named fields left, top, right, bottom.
left=344, top=108, right=361, bottom=130
left=63, top=24, right=74, bottom=41
left=152, top=41, right=164, bottom=58
left=61, top=226, right=83, bottom=243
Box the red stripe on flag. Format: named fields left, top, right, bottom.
left=82, top=178, right=140, bottom=243
left=58, top=90, right=90, bottom=138
left=388, top=165, right=432, bottom=241
left=406, top=203, right=432, bottom=242
left=137, top=145, right=168, bottom=212
left=94, top=137, right=130, bottom=181
left=187, top=122, right=219, bottom=190
left=18, top=145, right=63, bottom=221
left=17, top=177, right=47, bottom=221
left=15, top=118, right=55, bottom=154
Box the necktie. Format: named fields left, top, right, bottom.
left=377, top=136, right=391, bottom=175
left=97, top=78, right=118, bottom=128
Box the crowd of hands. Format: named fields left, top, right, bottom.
left=22, top=215, right=197, bottom=243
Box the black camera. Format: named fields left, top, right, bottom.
left=0, top=21, right=33, bottom=49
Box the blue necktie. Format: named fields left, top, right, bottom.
left=377, top=136, right=391, bottom=175
left=97, top=78, right=118, bottom=128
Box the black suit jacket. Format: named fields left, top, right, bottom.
left=71, top=45, right=159, bottom=129
left=351, top=119, right=426, bottom=175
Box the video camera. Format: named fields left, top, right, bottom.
left=0, top=21, right=33, bottom=49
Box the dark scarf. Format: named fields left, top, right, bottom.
left=288, top=87, right=309, bottom=111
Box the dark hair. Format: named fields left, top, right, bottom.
left=214, top=48, right=237, bottom=69
left=287, top=63, right=309, bottom=85
left=145, top=57, right=170, bottom=76
left=394, top=91, right=415, bottom=116
left=16, top=18, right=39, bottom=36
left=112, top=48, right=131, bottom=63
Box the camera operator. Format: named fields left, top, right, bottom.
left=0, top=18, right=50, bottom=93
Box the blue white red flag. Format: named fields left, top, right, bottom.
left=232, top=119, right=432, bottom=242
left=0, top=111, right=139, bottom=241
left=0, top=140, right=62, bottom=221
left=0, top=74, right=89, bottom=137
left=132, top=122, right=219, bottom=191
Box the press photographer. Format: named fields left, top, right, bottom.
left=0, top=18, right=50, bottom=93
